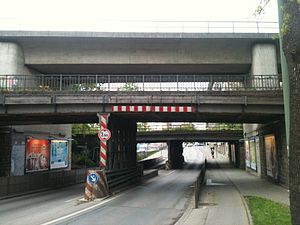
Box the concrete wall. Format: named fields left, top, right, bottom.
left=243, top=120, right=289, bottom=186
left=0, top=169, right=85, bottom=198
left=259, top=121, right=289, bottom=186
left=10, top=124, right=72, bottom=176
left=24, top=38, right=251, bottom=65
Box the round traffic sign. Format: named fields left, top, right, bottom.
left=88, top=173, right=99, bottom=184
left=98, top=128, right=111, bottom=141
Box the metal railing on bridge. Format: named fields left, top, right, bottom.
left=0, top=19, right=279, bottom=33
left=0, top=74, right=282, bottom=93
left=137, top=123, right=243, bottom=132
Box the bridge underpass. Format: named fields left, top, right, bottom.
left=0, top=29, right=291, bottom=224
left=0, top=73, right=284, bottom=179
left=136, top=129, right=243, bottom=169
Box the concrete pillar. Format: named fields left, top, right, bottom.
left=0, top=42, right=32, bottom=75
left=0, top=42, right=36, bottom=90
left=107, top=116, right=137, bottom=171
left=167, top=141, right=184, bottom=169
left=251, top=43, right=279, bottom=89
left=237, top=141, right=245, bottom=169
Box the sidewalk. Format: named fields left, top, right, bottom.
left=176, top=149, right=289, bottom=225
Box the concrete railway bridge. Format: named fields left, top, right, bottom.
left=0, top=30, right=286, bottom=184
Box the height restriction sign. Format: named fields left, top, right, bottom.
left=98, top=128, right=111, bottom=141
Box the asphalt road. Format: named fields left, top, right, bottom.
left=0, top=147, right=204, bottom=225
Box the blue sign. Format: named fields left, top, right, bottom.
left=88, top=173, right=99, bottom=184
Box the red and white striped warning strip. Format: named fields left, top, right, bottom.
left=99, top=114, right=110, bottom=168
left=112, top=105, right=195, bottom=113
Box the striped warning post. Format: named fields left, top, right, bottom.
left=99, top=114, right=110, bottom=168
left=84, top=169, right=109, bottom=201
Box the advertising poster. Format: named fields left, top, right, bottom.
left=249, top=139, right=257, bottom=170
left=245, top=140, right=250, bottom=168
left=26, top=139, right=49, bottom=173
left=50, top=140, right=69, bottom=169
left=265, top=135, right=278, bottom=179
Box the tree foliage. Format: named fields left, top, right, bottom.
left=118, top=82, right=139, bottom=91
left=137, top=122, right=151, bottom=131
left=72, top=123, right=99, bottom=135
left=207, top=123, right=243, bottom=131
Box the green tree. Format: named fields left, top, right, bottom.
left=280, top=1, right=300, bottom=224
left=137, top=122, right=150, bottom=131
left=118, top=82, right=139, bottom=91
left=72, top=123, right=99, bottom=135
left=257, top=1, right=300, bottom=223
left=207, top=123, right=243, bottom=131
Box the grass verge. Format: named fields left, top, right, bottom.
left=245, top=196, right=291, bottom=225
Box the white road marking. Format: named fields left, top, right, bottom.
left=40, top=195, right=119, bottom=225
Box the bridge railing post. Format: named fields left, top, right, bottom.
left=95, top=75, right=98, bottom=90
left=59, top=74, right=62, bottom=91
left=23, top=75, right=26, bottom=91
left=159, top=75, right=162, bottom=91
left=142, top=75, right=145, bottom=91
left=108, top=75, right=110, bottom=91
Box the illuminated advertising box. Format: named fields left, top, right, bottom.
left=249, top=138, right=257, bottom=171
left=50, top=140, right=69, bottom=169
left=264, top=135, right=278, bottom=179
left=245, top=140, right=250, bottom=168
left=25, top=139, right=49, bottom=173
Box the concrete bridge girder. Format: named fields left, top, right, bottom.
left=0, top=92, right=284, bottom=125
left=0, top=31, right=280, bottom=74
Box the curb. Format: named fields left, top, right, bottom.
left=240, top=195, right=254, bottom=225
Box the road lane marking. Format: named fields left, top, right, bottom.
left=40, top=195, right=118, bottom=225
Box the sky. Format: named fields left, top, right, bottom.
left=0, top=0, right=279, bottom=32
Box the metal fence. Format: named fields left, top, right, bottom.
left=0, top=74, right=282, bottom=92
left=0, top=19, right=279, bottom=33
left=195, top=160, right=207, bottom=208
left=137, top=122, right=243, bottom=131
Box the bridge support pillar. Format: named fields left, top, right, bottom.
left=228, top=141, right=241, bottom=168
left=167, top=141, right=184, bottom=169
left=251, top=43, right=279, bottom=89
left=107, top=116, right=137, bottom=171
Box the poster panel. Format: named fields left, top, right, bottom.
left=265, top=135, right=278, bottom=178
left=50, top=140, right=69, bottom=169
left=249, top=139, right=257, bottom=170
left=25, top=139, right=49, bottom=173
left=245, top=140, right=250, bottom=168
